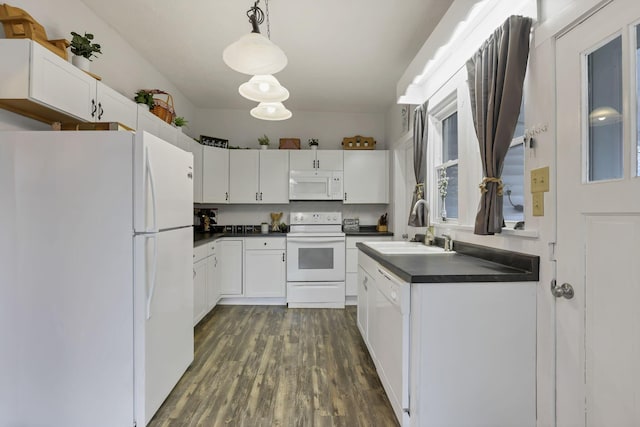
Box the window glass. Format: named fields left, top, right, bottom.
left=438, top=111, right=458, bottom=220
left=587, top=35, right=623, bottom=181
left=636, top=26, right=640, bottom=176
left=442, top=112, right=458, bottom=162
left=502, top=143, right=525, bottom=221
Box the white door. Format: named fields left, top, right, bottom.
left=556, top=2, right=640, bottom=426
left=193, top=257, right=207, bottom=325
left=189, top=138, right=204, bottom=203
left=245, top=250, right=286, bottom=297
left=290, top=150, right=316, bottom=170
left=219, top=239, right=244, bottom=296
left=202, top=145, right=229, bottom=203
left=259, top=150, right=290, bottom=203
left=316, top=150, right=344, bottom=171
left=134, top=132, right=194, bottom=232
left=229, top=150, right=259, bottom=203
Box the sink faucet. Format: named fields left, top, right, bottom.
left=411, top=199, right=432, bottom=245
left=442, top=234, right=453, bottom=252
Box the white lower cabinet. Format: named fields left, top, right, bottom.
left=357, top=250, right=536, bottom=427
left=206, top=242, right=220, bottom=311
left=219, top=239, right=243, bottom=296
left=346, top=235, right=392, bottom=301
left=193, top=245, right=209, bottom=325
left=244, top=238, right=286, bottom=297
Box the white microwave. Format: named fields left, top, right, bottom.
left=289, top=170, right=343, bottom=200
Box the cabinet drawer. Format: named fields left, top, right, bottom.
left=194, top=244, right=208, bottom=262
left=245, top=237, right=286, bottom=250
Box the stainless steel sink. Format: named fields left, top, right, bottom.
left=363, top=241, right=453, bottom=255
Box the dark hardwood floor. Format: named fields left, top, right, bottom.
left=149, top=305, right=399, bottom=427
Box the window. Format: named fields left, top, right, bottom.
left=436, top=112, right=458, bottom=220
left=636, top=25, right=640, bottom=176
left=502, top=104, right=525, bottom=222
left=587, top=35, right=623, bottom=181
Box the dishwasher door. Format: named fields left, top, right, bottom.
left=373, top=266, right=410, bottom=425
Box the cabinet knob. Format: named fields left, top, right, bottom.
left=282, top=252, right=285, bottom=262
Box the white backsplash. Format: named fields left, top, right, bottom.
left=196, top=201, right=389, bottom=227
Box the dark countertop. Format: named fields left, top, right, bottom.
left=356, top=240, right=539, bottom=283
left=194, top=231, right=287, bottom=247
left=344, top=225, right=394, bottom=237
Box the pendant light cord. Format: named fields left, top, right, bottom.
left=247, top=0, right=265, bottom=33
left=265, top=0, right=271, bottom=39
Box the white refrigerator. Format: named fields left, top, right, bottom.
left=0, top=131, right=194, bottom=427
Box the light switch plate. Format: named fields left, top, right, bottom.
left=532, top=192, right=544, bottom=216
left=531, top=167, right=550, bottom=193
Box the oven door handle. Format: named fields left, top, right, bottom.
left=287, top=237, right=345, bottom=244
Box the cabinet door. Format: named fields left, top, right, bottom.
left=30, top=41, right=96, bottom=121
left=316, top=150, right=344, bottom=171
left=229, top=150, right=259, bottom=203
left=344, top=151, right=389, bottom=203
left=206, top=251, right=219, bottom=311
left=136, top=105, right=161, bottom=137
left=245, top=250, right=286, bottom=297
left=193, top=258, right=207, bottom=325
left=219, top=239, right=243, bottom=296
left=357, top=266, right=370, bottom=342
left=259, top=150, right=289, bottom=203
left=289, top=150, right=316, bottom=170
left=95, top=82, right=137, bottom=129
left=188, top=140, right=203, bottom=203
left=157, top=120, right=179, bottom=146
left=202, top=146, right=229, bottom=203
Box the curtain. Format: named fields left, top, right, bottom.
left=408, top=101, right=428, bottom=227
left=466, top=15, right=532, bottom=235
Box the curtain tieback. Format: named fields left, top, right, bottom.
left=414, top=183, right=424, bottom=199
left=479, top=177, right=504, bottom=196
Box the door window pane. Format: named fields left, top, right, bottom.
left=587, top=36, right=623, bottom=181
left=636, top=26, right=640, bottom=176
left=503, top=143, right=525, bottom=221
left=442, top=112, right=458, bottom=162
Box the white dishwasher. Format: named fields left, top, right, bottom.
left=372, top=265, right=410, bottom=425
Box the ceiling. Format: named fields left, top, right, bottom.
left=80, top=0, right=453, bottom=114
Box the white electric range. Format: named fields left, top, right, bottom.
left=286, top=212, right=346, bottom=308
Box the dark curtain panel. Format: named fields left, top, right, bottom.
left=408, top=102, right=428, bottom=227
left=466, top=15, right=532, bottom=235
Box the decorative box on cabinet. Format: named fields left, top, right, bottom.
left=0, top=39, right=136, bottom=128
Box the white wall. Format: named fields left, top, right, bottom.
left=193, top=109, right=385, bottom=150
left=0, top=0, right=196, bottom=130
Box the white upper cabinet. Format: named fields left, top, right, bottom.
left=229, top=150, right=260, bottom=203
left=343, top=150, right=389, bottom=204
left=94, top=83, right=137, bottom=130
left=290, top=150, right=343, bottom=171
left=202, top=146, right=229, bottom=204
left=259, top=150, right=289, bottom=203
left=228, top=150, right=289, bottom=204
left=0, top=39, right=137, bottom=128
left=188, top=139, right=204, bottom=203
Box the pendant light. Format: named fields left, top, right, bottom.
left=223, top=0, right=287, bottom=75
left=250, top=102, right=292, bottom=121
left=239, top=74, right=289, bottom=102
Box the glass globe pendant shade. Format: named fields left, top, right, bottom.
left=250, top=102, right=292, bottom=121
left=223, top=33, right=288, bottom=75
left=589, top=106, right=622, bottom=126
left=239, top=75, right=290, bottom=102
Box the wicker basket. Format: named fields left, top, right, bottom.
left=146, top=89, right=176, bottom=124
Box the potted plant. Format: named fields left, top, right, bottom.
left=308, top=138, right=319, bottom=149
left=70, top=31, right=102, bottom=71
left=258, top=134, right=270, bottom=149
left=173, top=116, right=188, bottom=129
left=134, top=90, right=155, bottom=110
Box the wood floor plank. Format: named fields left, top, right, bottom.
left=149, top=305, right=399, bottom=427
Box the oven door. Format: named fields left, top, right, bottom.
left=286, top=234, right=346, bottom=282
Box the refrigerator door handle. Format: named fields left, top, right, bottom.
left=145, top=234, right=159, bottom=319
left=145, top=146, right=158, bottom=233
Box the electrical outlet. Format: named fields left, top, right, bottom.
left=531, top=166, right=550, bottom=193
left=532, top=192, right=544, bottom=216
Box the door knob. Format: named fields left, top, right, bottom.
left=551, top=279, right=574, bottom=299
